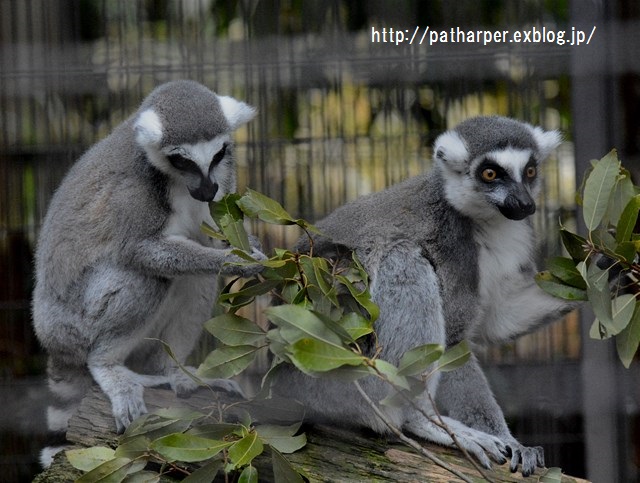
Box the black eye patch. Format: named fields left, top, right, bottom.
left=211, top=144, right=228, bottom=165
left=167, top=154, right=199, bottom=174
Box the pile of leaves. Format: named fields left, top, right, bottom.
left=536, top=150, right=640, bottom=367
left=66, top=189, right=472, bottom=482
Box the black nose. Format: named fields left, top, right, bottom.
left=518, top=198, right=536, bottom=215
left=498, top=191, right=536, bottom=220
left=190, top=181, right=218, bottom=202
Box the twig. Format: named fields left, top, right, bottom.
left=353, top=380, right=475, bottom=483
left=365, top=363, right=496, bottom=482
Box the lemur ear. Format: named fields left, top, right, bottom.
left=530, top=126, right=561, bottom=161
left=217, top=95, right=256, bottom=130
left=134, top=109, right=163, bottom=148
left=434, top=130, right=469, bottom=173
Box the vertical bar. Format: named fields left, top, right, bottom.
left=570, top=1, right=621, bottom=481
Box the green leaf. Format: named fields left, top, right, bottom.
left=258, top=424, right=307, bottom=454
left=227, top=431, right=264, bottom=468
left=204, top=313, right=266, bottom=346
left=560, top=228, right=590, bottom=262
left=208, top=194, right=252, bottom=251
left=182, top=459, right=223, bottom=483
left=587, top=285, right=613, bottom=334
left=240, top=397, right=306, bottom=426
left=338, top=312, right=374, bottom=341
left=210, top=193, right=244, bottom=223
left=379, top=377, right=425, bottom=408
left=534, top=271, right=588, bottom=301
left=321, top=364, right=376, bottom=383
left=218, top=279, right=281, bottom=311
left=150, top=434, right=232, bottom=463
left=219, top=278, right=281, bottom=301
left=114, top=436, right=150, bottom=460
left=616, top=302, right=640, bottom=368
left=265, top=304, right=344, bottom=348
left=66, top=447, right=116, bottom=472
left=605, top=169, right=636, bottom=228
left=200, top=221, right=227, bottom=241
left=436, top=340, right=471, bottom=372
left=196, top=345, right=260, bottom=379
left=397, top=343, right=444, bottom=377
left=238, top=466, right=259, bottom=483
left=220, top=215, right=252, bottom=252
left=546, top=256, right=587, bottom=289
left=373, top=359, right=410, bottom=390
left=187, top=423, right=242, bottom=440
left=583, top=150, right=621, bottom=231
left=586, top=260, right=610, bottom=291
left=287, top=338, right=365, bottom=374
left=616, top=194, right=640, bottom=244
left=122, top=471, right=160, bottom=483
left=611, top=294, right=637, bottom=334
left=271, top=447, right=305, bottom=483
left=589, top=319, right=609, bottom=340
left=237, top=189, right=297, bottom=225
left=76, top=457, right=144, bottom=483
left=120, top=415, right=192, bottom=445
left=615, top=241, right=638, bottom=264
left=335, top=275, right=379, bottom=322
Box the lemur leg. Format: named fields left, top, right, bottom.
left=437, top=357, right=544, bottom=476
left=366, top=244, right=508, bottom=468
left=82, top=264, right=168, bottom=432
left=138, top=274, right=245, bottom=398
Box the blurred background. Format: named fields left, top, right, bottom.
left=1, top=0, right=639, bottom=481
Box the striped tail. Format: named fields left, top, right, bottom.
left=39, top=357, right=93, bottom=467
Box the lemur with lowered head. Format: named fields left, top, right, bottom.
left=33, top=80, right=265, bottom=463
left=273, top=116, right=573, bottom=476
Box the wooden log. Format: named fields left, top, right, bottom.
left=34, top=386, right=590, bottom=482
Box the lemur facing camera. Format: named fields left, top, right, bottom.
left=33, top=80, right=265, bottom=462
left=273, top=116, right=575, bottom=476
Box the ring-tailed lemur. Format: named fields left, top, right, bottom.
left=33, top=80, right=265, bottom=463
left=273, top=116, right=574, bottom=476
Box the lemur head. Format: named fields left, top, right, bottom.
left=133, top=80, right=255, bottom=202
left=433, top=116, right=560, bottom=222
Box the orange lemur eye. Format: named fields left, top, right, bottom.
left=525, top=165, right=537, bottom=178
left=481, top=168, right=497, bottom=182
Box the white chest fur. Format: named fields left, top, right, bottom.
left=474, top=219, right=534, bottom=309
left=163, top=182, right=213, bottom=244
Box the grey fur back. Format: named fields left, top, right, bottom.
left=34, top=120, right=167, bottom=304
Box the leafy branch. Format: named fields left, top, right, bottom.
left=67, top=189, right=561, bottom=481
left=536, top=150, right=640, bottom=367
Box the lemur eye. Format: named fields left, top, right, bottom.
left=481, top=168, right=498, bottom=182
left=211, top=144, right=228, bottom=165
left=525, top=166, right=537, bottom=178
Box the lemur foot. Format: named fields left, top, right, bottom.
left=504, top=440, right=545, bottom=477
left=110, top=382, right=147, bottom=433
